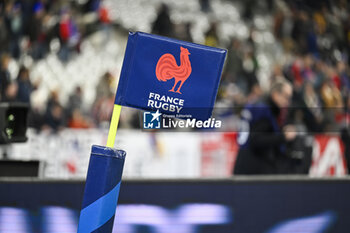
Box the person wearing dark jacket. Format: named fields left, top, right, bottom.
left=151, top=3, right=174, bottom=37
left=0, top=54, right=13, bottom=101
left=16, top=66, right=35, bottom=104
left=234, top=81, right=297, bottom=175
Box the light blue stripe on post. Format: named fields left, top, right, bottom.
left=78, top=182, right=121, bottom=233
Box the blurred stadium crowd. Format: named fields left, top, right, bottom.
left=0, top=0, right=349, bottom=135
left=219, top=0, right=350, bottom=135
left=0, top=0, right=119, bottom=132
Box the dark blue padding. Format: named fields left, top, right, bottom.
left=81, top=145, right=125, bottom=208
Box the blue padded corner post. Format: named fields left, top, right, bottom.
left=77, top=145, right=126, bottom=233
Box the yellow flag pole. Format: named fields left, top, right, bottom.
left=106, top=104, right=122, bottom=148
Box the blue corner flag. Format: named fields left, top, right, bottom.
left=115, top=32, right=227, bottom=120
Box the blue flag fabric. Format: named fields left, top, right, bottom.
left=115, top=32, right=227, bottom=120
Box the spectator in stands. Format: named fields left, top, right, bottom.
left=68, top=109, right=93, bottom=128
left=152, top=3, right=174, bottom=37
left=0, top=54, right=10, bottom=101
left=224, top=38, right=243, bottom=86
left=234, top=81, right=297, bottom=175
left=98, top=2, right=112, bottom=45
left=4, top=2, right=22, bottom=59
left=83, top=0, right=101, bottom=13
left=175, top=22, right=193, bottom=43
left=291, top=10, right=311, bottom=54
left=301, top=81, right=323, bottom=130
left=320, top=79, right=343, bottom=131
left=199, top=0, right=211, bottom=13
left=29, top=2, right=46, bottom=60
left=28, top=107, right=45, bottom=133
left=0, top=53, right=17, bottom=102
left=241, top=48, right=259, bottom=95
left=44, top=90, right=65, bottom=132
left=66, top=86, right=83, bottom=117
left=44, top=103, right=65, bottom=132
left=92, top=91, right=114, bottom=125
left=0, top=27, right=7, bottom=55
left=337, top=61, right=350, bottom=95
left=184, top=23, right=193, bottom=43
left=204, top=22, right=219, bottom=47
left=16, top=66, right=36, bottom=104
left=93, top=72, right=115, bottom=125
left=58, top=8, right=71, bottom=62
left=58, top=7, right=81, bottom=62
left=66, top=86, right=94, bottom=128
left=95, top=72, right=114, bottom=101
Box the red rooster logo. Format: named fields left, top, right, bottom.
left=155, top=46, right=192, bottom=94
